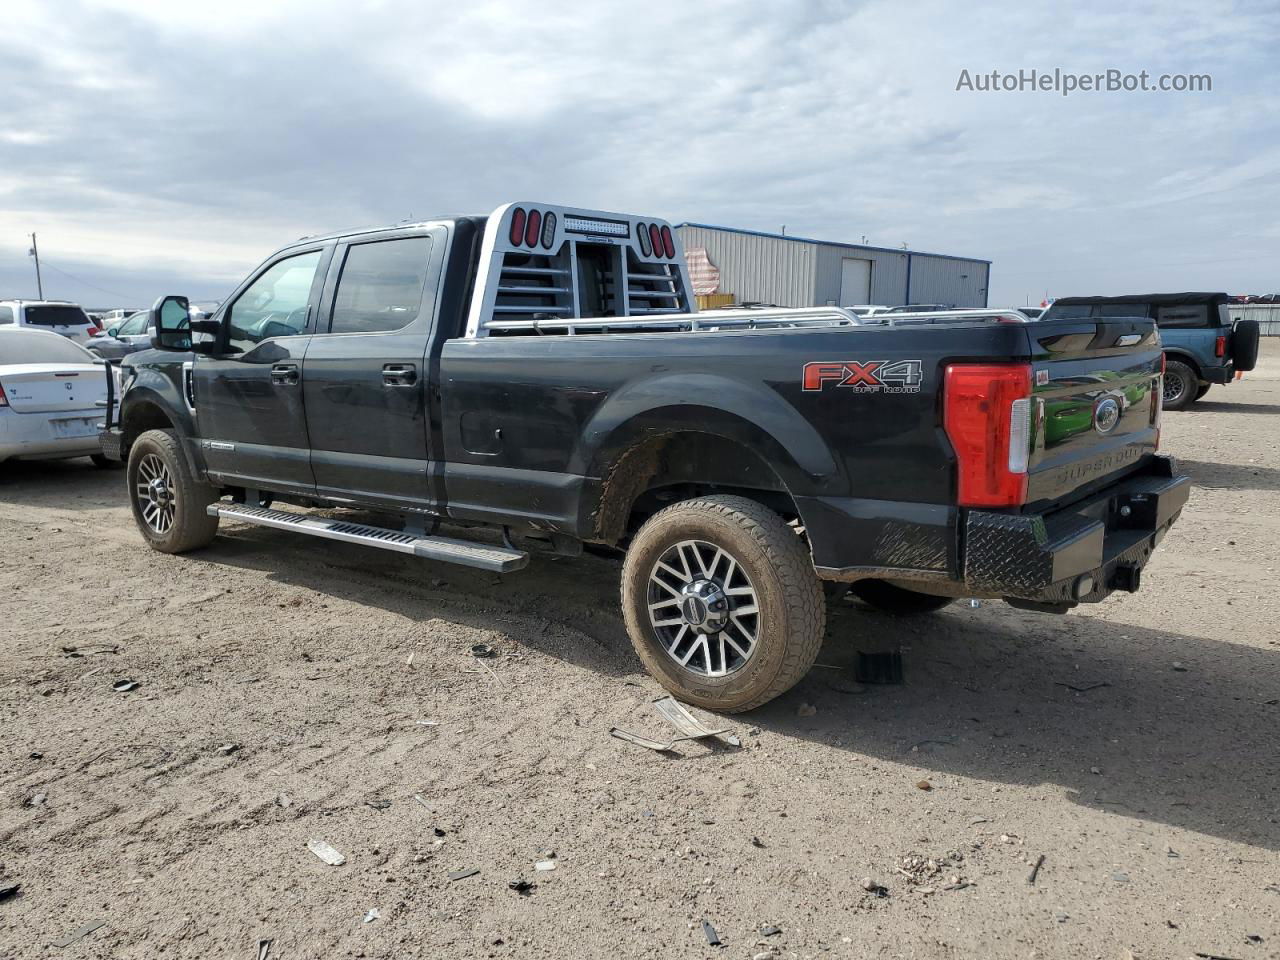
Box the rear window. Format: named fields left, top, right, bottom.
left=1042, top=304, right=1093, bottom=320
left=24, top=305, right=92, bottom=327
left=1155, top=304, right=1211, bottom=328
left=1098, top=304, right=1150, bottom=319
left=0, top=329, right=97, bottom=364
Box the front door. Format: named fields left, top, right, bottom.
left=195, top=246, right=329, bottom=495
left=302, top=228, right=442, bottom=513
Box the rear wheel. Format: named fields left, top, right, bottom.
left=1162, top=360, right=1198, bottom=411
left=127, top=429, right=219, bottom=553
left=850, top=579, right=954, bottom=615
left=620, top=495, right=824, bottom=713
left=1195, top=384, right=1211, bottom=401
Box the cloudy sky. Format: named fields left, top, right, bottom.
left=2, top=0, right=1277, bottom=308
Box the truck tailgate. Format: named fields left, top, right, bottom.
left=1024, top=319, right=1162, bottom=511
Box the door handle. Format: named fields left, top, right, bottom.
left=382, top=363, right=417, bottom=387
left=270, top=363, right=299, bottom=385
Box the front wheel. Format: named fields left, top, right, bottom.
left=620, top=495, right=824, bottom=713
left=1162, top=360, right=1198, bottom=411
left=127, top=429, right=220, bottom=553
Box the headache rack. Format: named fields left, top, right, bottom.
left=485, top=306, right=865, bottom=336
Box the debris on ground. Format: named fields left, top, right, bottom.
left=751, top=836, right=766, bottom=848
left=701, top=920, right=721, bottom=945
left=470, top=643, right=497, bottom=659
left=897, top=851, right=967, bottom=890
left=365, top=798, right=391, bottom=811
left=306, top=839, right=346, bottom=866
left=534, top=859, right=556, bottom=871
left=256, top=937, right=272, bottom=960
left=1112, top=872, right=1130, bottom=883
left=1054, top=680, right=1110, bottom=693
left=25, top=793, right=46, bottom=808
left=276, top=793, right=292, bottom=808
left=759, top=924, right=781, bottom=936
left=0, top=883, right=20, bottom=902
left=413, top=794, right=431, bottom=812
left=915, top=780, right=932, bottom=791
left=855, top=650, right=903, bottom=684
left=111, top=679, right=139, bottom=693
left=508, top=878, right=535, bottom=895
left=363, top=908, right=379, bottom=923
left=861, top=876, right=889, bottom=897
left=796, top=702, right=817, bottom=718
left=610, top=696, right=738, bottom=752
left=50, top=920, right=106, bottom=948
left=217, top=743, right=239, bottom=756
left=447, top=867, right=480, bottom=882
left=1028, top=853, right=1046, bottom=884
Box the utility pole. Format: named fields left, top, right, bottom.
left=28, top=233, right=43, bottom=299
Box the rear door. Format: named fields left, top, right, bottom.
left=195, top=245, right=330, bottom=494
left=1023, top=318, right=1162, bottom=511
left=302, top=227, right=445, bottom=513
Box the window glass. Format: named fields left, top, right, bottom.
left=1042, top=304, right=1092, bottom=320
left=1098, top=304, right=1150, bottom=319
left=24, top=305, right=92, bottom=326
left=329, top=237, right=432, bottom=334
left=227, top=251, right=321, bottom=352
left=118, top=312, right=149, bottom=336
left=0, top=306, right=13, bottom=324
left=1155, top=304, right=1210, bottom=328
left=0, top=328, right=95, bottom=363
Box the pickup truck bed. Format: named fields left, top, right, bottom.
left=100, top=202, right=1190, bottom=711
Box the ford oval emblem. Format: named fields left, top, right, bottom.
left=1093, top=396, right=1121, bottom=435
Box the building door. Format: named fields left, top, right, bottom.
left=839, top=258, right=872, bottom=305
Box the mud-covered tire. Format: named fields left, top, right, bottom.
left=127, top=428, right=220, bottom=553
left=1162, top=360, right=1198, bottom=411
left=849, top=579, right=954, bottom=615
left=620, top=495, right=824, bottom=713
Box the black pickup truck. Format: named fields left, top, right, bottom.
left=100, top=202, right=1189, bottom=712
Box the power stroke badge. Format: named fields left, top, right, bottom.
left=802, top=360, right=924, bottom=394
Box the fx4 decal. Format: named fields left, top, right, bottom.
left=802, top=359, right=924, bottom=394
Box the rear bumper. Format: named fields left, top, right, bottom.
left=963, top=455, right=1189, bottom=604
left=1204, top=364, right=1234, bottom=385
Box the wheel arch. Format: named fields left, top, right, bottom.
left=1162, top=348, right=1203, bottom=381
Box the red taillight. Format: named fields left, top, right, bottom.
left=1214, top=335, right=1226, bottom=358
left=660, top=225, right=675, bottom=259
left=944, top=364, right=1033, bottom=507
left=509, top=207, right=527, bottom=246
left=0, top=382, right=7, bottom=406
left=649, top=224, right=663, bottom=258
left=1160, top=351, right=1167, bottom=375
left=89, top=327, right=105, bottom=337
left=525, top=209, right=542, bottom=248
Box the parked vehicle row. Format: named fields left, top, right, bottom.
left=98, top=201, right=1188, bottom=712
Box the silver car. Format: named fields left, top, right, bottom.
left=85, top=310, right=152, bottom=361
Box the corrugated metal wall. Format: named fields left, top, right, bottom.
left=812, top=244, right=908, bottom=306
left=1227, top=303, right=1280, bottom=335
left=676, top=226, right=817, bottom=307
left=676, top=225, right=989, bottom=308
left=905, top=255, right=990, bottom=307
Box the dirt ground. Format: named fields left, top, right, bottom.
left=3, top=345, right=1279, bottom=960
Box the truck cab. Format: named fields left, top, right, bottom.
left=1042, top=293, right=1261, bottom=409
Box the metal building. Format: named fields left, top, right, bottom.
left=675, top=223, right=991, bottom=309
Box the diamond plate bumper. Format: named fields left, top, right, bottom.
left=963, top=455, right=1189, bottom=604
left=97, top=426, right=124, bottom=462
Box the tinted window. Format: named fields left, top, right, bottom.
left=24, top=305, right=92, bottom=326
left=328, top=237, right=432, bottom=334
left=1098, top=304, right=1150, bottom=319
left=1156, top=304, right=1210, bottom=328
left=1042, top=304, right=1092, bottom=320
left=227, top=251, right=322, bottom=353
left=0, top=306, right=12, bottom=325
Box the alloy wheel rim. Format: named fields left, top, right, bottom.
left=1162, top=374, right=1184, bottom=404
left=136, top=453, right=176, bottom=534
left=647, top=539, right=759, bottom=678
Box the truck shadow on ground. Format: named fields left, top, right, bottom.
left=195, top=522, right=1280, bottom=853
left=1177, top=458, right=1280, bottom=491
left=1186, top=401, right=1280, bottom=416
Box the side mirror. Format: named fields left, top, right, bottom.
left=150, top=295, right=192, bottom=351
left=106, top=326, right=119, bottom=337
